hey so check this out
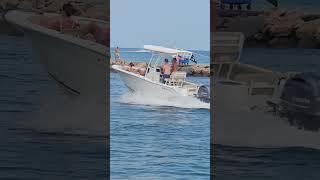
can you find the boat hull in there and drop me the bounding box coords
[26,29,107,96]
[112,65,199,101]
[5,10,108,97]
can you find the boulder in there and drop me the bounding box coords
[191,65,203,75]
[41,0,61,13]
[82,6,105,19]
[201,67,210,76]
[296,19,320,47]
[1,0,19,10]
[17,0,33,10]
[263,9,304,37]
[223,16,265,38]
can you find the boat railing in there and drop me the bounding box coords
[165,71,187,87]
[211,31,245,79]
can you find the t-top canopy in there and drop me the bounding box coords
[144,45,192,55]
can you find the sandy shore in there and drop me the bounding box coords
[217,8,320,48]
[110,60,211,76]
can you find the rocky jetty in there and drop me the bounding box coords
[110,60,210,77]
[0,0,108,19]
[0,0,108,35]
[218,8,320,48]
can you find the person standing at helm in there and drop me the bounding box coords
[171,57,178,73]
[162,58,171,83]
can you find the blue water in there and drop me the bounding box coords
[0,35,107,179]
[3,34,320,179]
[110,49,210,179]
[216,48,320,179]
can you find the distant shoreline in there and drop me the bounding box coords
[110,60,210,77]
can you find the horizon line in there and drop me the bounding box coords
[110,46,210,51]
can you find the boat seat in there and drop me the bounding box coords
[165,71,187,87]
[183,84,198,93]
[249,81,276,95]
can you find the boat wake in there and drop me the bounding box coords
[119,91,210,109]
[215,104,320,150]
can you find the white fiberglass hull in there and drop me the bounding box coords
[5,10,108,97]
[112,65,198,100]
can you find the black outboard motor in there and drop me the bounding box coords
[279,72,320,131]
[196,85,210,103]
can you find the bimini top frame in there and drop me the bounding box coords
[143,45,193,77]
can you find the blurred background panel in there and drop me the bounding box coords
[0,0,110,179]
[212,0,320,179]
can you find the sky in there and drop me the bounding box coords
[110,0,210,51]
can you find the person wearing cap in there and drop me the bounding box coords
[162,58,171,83]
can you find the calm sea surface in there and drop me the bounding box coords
[0,35,107,179]
[3,37,320,179]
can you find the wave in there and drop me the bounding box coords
[214,102,320,150]
[119,91,210,109]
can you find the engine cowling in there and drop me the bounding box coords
[279,72,320,131]
[196,85,210,103]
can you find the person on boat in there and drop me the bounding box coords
[171,57,178,73]
[39,2,79,32]
[128,62,135,71]
[162,58,171,83]
[38,2,108,46]
[127,62,138,74]
[60,3,80,29]
[115,47,121,61]
[80,22,109,46]
[176,55,183,65]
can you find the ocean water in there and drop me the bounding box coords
[0,35,107,179]
[216,48,320,179]
[110,49,210,179]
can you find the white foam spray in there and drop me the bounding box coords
[214,102,320,150]
[119,91,210,109]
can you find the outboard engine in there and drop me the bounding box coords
[278,72,320,131]
[196,85,210,103]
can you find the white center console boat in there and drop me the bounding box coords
[112,45,210,104]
